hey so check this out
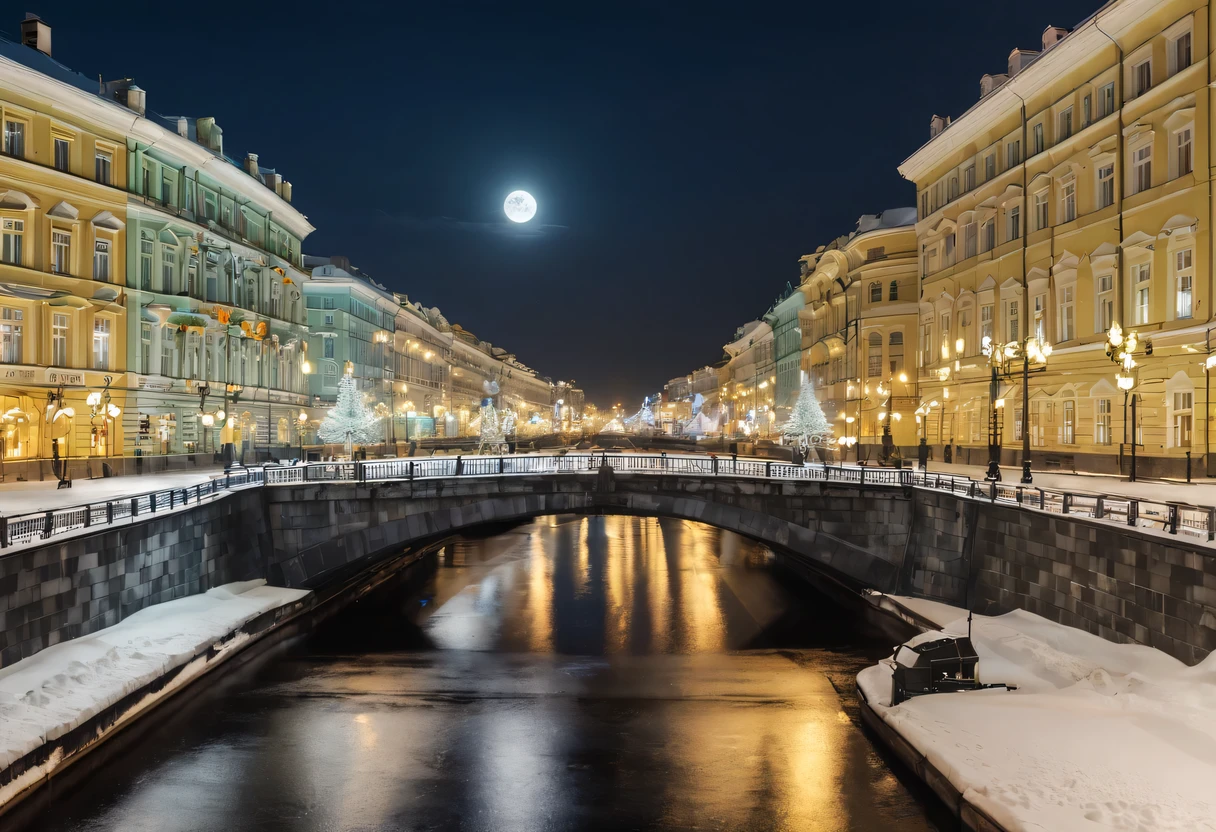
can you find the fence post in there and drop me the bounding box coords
[1039,489,1046,510]
[1207,507,1215,542]
[1094,497,1104,520]
[498,457,503,475]
[1128,500,1138,527]
[170,489,176,509]
[409,461,415,481]
[1062,494,1071,515]
[107,501,114,523]
[1015,487,1023,504]
[1168,504,1179,535]
[859,467,866,486]
[990,481,997,502]
[150,492,157,513]
[765,461,772,478]
[43,511,54,539]
[84,504,92,527]
[131,497,139,517]
[0,516,7,548]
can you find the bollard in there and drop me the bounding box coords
[1186,451,1193,483]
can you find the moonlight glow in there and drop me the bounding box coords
[504,190,537,223]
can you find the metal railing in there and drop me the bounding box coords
[6,454,1214,549]
[0,467,264,549]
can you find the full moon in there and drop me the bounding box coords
[504,190,537,223]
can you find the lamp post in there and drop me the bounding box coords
[979,333,1051,484]
[914,400,939,470]
[44,384,74,487]
[1106,322,1151,482]
[297,410,308,460]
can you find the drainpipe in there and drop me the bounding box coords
[1004,84,1031,481]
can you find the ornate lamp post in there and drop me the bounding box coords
[979,333,1051,484]
[1106,322,1151,482]
[914,399,939,470]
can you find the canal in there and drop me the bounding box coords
[15,515,943,831]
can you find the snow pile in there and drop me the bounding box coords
[859,602,1216,831]
[0,581,309,778]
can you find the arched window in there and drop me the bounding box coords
[889,332,905,375]
[867,332,883,376]
[889,280,899,301]
[869,282,882,303]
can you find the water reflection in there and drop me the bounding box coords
[16,515,940,832]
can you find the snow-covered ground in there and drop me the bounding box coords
[859,596,1216,832]
[0,469,225,514]
[0,580,310,805]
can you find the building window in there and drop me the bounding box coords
[939,313,951,360]
[161,172,174,205]
[1134,262,1151,324]
[889,280,899,301]
[1060,179,1076,222]
[3,121,25,158]
[1033,294,1046,342]
[869,282,882,303]
[322,296,336,310]
[1132,60,1152,97]
[889,332,904,374]
[960,308,973,355]
[963,222,977,258]
[1007,205,1020,242]
[867,332,882,377]
[981,219,995,252]
[51,230,71,275]
[1082,94,1092,127]
[203,192,217,221]
[270,281,282,318]
[1032,123,1044,155]
[1097,274,1114,331]
[91,239,110,282]
[1175,249,1194,319]
[1171,31,1192,76]
[140,322,151,372]
[963,164,975,191]
[984,153,995,180]
[1062,400,1075,444]
[1097,164,1115,208]
[1176,128,1193,178]
[323,312,335,326]
[53,137,70,172]
[52,313,68,366]
[1033,191,1049,230]
[205,252,219,301]
[948,176,959,202]
[1006,300,1019,343]
[980,304,993,342]
[95,150,112,185]
[140,233,154,290]
[1095,398,1112,445]
[1058,107,1073,141]
[1098,85,1116,121]
[1058,286,1074,341]
[1007,140,1020,168]
[162,247,176,293]
[1173,391,1193,447]
[92,317,111,369]
[161,333,175,376]
[1,218,24,265]
[0,307,23,363]
[920,321,933,367]
[1014,406,1024,442]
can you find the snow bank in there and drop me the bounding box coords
[859,599,1216,831]
[0,581,310,777]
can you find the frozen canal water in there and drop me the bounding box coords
[15,515,943,831]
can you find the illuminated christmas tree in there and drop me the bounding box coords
[782,381,832,449]
[318,371,379,456]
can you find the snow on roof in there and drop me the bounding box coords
[856,207,917,234]
[0,33,100,98]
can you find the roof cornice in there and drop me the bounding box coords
[0,53,314,240]
[899,0,1156,184]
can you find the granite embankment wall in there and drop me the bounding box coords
[0,490,270,668]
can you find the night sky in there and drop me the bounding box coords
[20,0,1099,407]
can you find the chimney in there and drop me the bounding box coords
[195,118,223,154]
[20,14,51,57]
[929,114,951,138]
[282,181,292,203]
[1042,26,1070,50]
[125,85,145,116]
[1008,48,1040,76]
[263,172,282,194]
[980,73,1009,98]
[245,152,259,176]
[176,117,188,138]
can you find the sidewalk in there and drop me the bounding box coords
[0,469,228,515]
[926,460,1216,507]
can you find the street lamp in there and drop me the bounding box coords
[980,332,1051,484]
[1106,322,1151,482]
[914,400,939,470]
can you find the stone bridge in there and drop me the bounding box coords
[265,468,914,595]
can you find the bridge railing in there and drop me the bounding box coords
[9,454,1214,548]
[0,467,265,550]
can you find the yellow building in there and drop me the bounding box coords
[902,0,1212,477]
[800,210,920,460]
[1,19,129,480]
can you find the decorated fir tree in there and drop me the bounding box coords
[318,371,379,456]
[782,381,832,449]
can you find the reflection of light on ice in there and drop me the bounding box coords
[425,573,506,651]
